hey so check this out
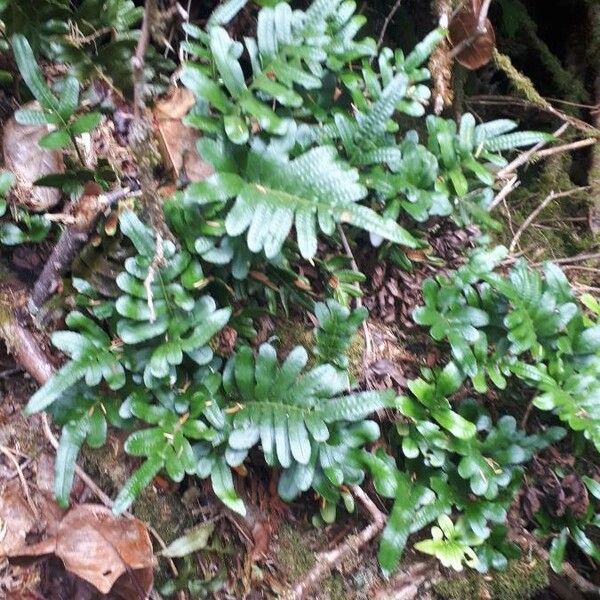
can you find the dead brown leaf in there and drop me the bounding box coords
[448,3,496,70]
[3,102,64,212]
[0,482,37,557]
[154,87,213,183]
[8,504,153,598]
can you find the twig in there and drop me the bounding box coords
[468,93,596,135]
[144,233,164,322]
[336,224,373,364]
[561,265,600,275]
[490,175,519,211]
[534,137,598,159]
[132,0,154,117]
[496,123,569,180]
[448,0,492,59]
[0,444,38,518]
[375,0,403,54]
[508,188,589,254]
[287,486,385,600]
[28,187,137,314]
[531,251,600,267]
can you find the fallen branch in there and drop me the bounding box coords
[28,186,136,314]
[287,485,386,600]
[0,276,56,383]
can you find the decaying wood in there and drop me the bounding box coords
[28,185,136,314]
[287,486,386,600]
[0,272,56,383]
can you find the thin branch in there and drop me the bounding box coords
[531,251,600,267]
[508,188,589,254]
[0,444,38,518]
[288,485,386,600]
[468,94,597,135]
[490,175,519,210]
[132,0,154,117]
[336,224,372,363]
[496,123,569,180]
[534,137,598,159]
[375,0,403,54]
[28,187,137,314]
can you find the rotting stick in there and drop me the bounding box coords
[0,278,55,383]
[287,485,386,600]
[28,186,137,314]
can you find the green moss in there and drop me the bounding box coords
[274,318,315,363]
[275,525,317,582]
[347,332,365,381]
[326,573,346,600]
[274,524,358,599]
[433,559,549,600]
[274,317,365,379]
[495,153,593,262]
[493,50,549,109]
[81,444,194,544]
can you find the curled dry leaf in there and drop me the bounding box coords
[0,483,38,557]
[448,2,496,70]
[2,101,64,212]
[154,87,213,183]
[8,503,153,598]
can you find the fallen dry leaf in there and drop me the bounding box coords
[3,101,64,212]
[9,503,153,598]
[154,87,196,120]
[448,2,496,70]
[0,482,37,557]
[154,87,213,183]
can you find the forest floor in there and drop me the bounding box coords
[1,0,600,599]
